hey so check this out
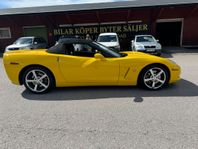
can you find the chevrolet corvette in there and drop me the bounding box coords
[3,39,181,94]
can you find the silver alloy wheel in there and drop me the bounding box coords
[25,69,50,93]
[143,67,166,90]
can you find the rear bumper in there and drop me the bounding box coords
[3,63,21,85]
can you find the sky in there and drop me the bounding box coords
[0,0,128,9]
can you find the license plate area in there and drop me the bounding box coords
[146,49,155,52]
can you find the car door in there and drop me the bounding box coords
[58,43,120,85]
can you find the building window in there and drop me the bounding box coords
[0,28,11,39]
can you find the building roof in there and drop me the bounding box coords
[0,0,198,16]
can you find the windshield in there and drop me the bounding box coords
[136,36,155,42]
[15,38,33,45]
[98,35,117,42]
[93,42,122,58]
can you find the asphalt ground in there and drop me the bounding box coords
[0,52,198,149]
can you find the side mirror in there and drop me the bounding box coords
[34,42,38,45]
[94,53,105,60]
[131,40,134,43]
[156,39,159,42]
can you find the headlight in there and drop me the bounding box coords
[114,45,120,49]
[135,45,145,50]
[168,59,177,64]
[156,44,162,50]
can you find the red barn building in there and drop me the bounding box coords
[0,0,198,51]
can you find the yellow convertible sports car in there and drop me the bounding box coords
[3,39,181,94]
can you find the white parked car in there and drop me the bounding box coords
[131,35,162,56]
[5,36,47,52]
[97,33,120,52]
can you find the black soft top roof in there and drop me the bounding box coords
[47,38,93,54]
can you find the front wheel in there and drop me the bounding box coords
[23,66,54,94]
[139,65,169,90]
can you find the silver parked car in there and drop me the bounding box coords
[97,33,120,52]
[5,36,47,52]
[131,35,162,56]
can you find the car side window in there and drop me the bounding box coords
[63,43,75,55]
[34,38,39,43]
[64,43,97,57]
[34,37,46,44]
[38,38,46,43]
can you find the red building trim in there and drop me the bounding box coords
[0,4,198,51]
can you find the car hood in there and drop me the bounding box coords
[6,44,31,49]
[122,51,162,59]
[98,42,119,47]
[136,42,157,46]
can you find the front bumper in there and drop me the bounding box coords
[137,49,161,55]
[169,65,181,84]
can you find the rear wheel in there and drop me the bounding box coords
[139,65,169,90]
[23,66,54,94]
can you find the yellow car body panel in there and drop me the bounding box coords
[3,49,181,87]
[3,50,65,86]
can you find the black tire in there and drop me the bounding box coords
[138,64,169,90]
[22,66,55,94]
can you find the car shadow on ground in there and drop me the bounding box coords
[161,52,173,58]
[22,79,198,102]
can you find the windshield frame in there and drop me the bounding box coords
[91,41,122,58]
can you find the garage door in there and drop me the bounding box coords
[23,26,48,42]
[156,21,182,46]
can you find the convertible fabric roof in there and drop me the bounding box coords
[0,0,198,15]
